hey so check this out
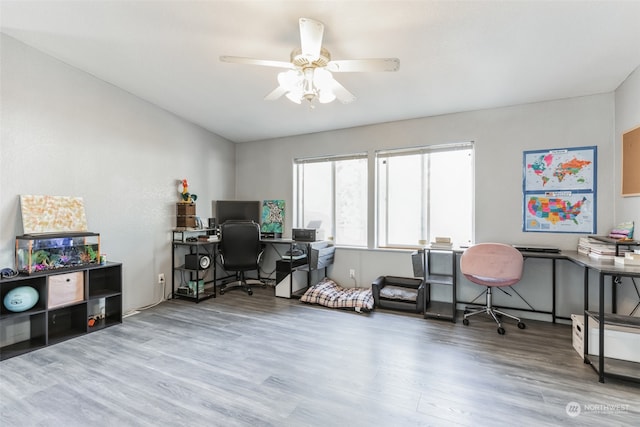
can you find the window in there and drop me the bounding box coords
[294,154,368,246]
[376,142,474,248]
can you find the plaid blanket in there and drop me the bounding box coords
[300,278,374,311]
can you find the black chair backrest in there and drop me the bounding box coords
[219,221,261,271]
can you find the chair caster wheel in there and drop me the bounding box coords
[497,327,506,335]
[517,322,526,329]
[248,290,253,296]
[463,318,470,326]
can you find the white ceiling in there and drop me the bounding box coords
[2,1,640,143]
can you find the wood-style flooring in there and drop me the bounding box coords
[1,287,638,427]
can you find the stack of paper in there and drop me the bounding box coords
[578,237,617,262]
[577,236,596,255]
[588,245,617,262]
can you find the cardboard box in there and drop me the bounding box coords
[48,271,84,309]
[571,313,640,363]
[176,203,196,215]
[176,216,196,228]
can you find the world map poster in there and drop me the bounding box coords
[523,146,597,233]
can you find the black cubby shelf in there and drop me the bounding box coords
[0,262,122,361]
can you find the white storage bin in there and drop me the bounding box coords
[48,271,84,309]
[571,313,640,363]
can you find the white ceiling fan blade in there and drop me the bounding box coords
[299,18,324,61]
[264,85,289,101]
[327,58,400,73]
[220,56,294,69]
[329,78,356,104]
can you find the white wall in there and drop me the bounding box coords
[236,93,617,320]
[614,65,640,315]
[0,35,236,312]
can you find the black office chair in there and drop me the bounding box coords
[218,221,263,296]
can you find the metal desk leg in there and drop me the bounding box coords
[598,272,605,383]
[630,278,640,316]
[612,276,618,314]
[583,266,589,364]
[552,258,557,323]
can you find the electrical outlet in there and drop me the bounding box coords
[349,269,355,279]
[158,273,165,284]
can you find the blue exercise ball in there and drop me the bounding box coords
[3,286,39,312]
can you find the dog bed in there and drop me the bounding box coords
[300,278,374,312]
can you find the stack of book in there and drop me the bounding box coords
[429,236,453,250]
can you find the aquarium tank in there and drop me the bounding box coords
[16,232,101,275]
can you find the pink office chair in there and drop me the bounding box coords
[460,243,526,335]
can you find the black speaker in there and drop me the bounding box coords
[208,218,217,235]
[185,254,211,270]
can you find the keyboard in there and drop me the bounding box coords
[513,244,560,254]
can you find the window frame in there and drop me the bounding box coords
[293,152,369,247]
[375,142,475,249]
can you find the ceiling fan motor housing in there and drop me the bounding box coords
[291,47,331,68]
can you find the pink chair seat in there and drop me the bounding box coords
[461,243,523,287]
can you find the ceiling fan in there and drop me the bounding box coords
[220,18,400,106]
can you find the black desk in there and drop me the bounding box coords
[429,248,567,323]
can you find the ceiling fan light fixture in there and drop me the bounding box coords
[277,67,338,105]
[277,70,301,91]
[278,70,305,103]
[312,68,337,104]
[318,90,336,104]
[313,68,333,88]
[302,68,315,96]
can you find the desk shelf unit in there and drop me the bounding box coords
[0,262,122,361]
[422,248,457,322]
[590,236,640,257]
[171,229,217,302]
[583,311,640,384]
[574,250,640,383]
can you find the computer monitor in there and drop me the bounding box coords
[215,200,261,225]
